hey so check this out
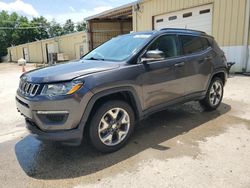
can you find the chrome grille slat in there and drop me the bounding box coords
[19,79,40,96]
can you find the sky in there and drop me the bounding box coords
[0,0,135,23]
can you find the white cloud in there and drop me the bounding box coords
[45,6,113,24]
[69,6,75,12]
[0,0,39,17]
[93,6,113,13]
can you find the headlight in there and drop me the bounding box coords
[41,81,83,96]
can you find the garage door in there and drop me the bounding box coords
[154,4,213,34]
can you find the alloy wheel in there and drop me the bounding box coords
[209,81,223,106]
[98,108,130,146]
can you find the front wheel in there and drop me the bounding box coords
[200,77,224,111]
[89,100,135,153]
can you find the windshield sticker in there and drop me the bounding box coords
[133,35,151,39]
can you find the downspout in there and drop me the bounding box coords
[41,41,44,64]
[86,21,93,51]
[243,0,250,72]
[133,4,138,32]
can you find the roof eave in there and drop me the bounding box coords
[85,1,136,21]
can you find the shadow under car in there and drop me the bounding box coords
[15,101,231,179]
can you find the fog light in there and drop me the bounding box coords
[36,111,69,124]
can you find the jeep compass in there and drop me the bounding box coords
[16,28,228,152]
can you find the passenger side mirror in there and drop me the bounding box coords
[141,50,165,63]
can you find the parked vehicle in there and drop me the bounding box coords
[16,28,228,152]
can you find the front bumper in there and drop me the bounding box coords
[16,88,93,144]
[26,119,83,145]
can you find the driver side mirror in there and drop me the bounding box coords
[141,50,165,63]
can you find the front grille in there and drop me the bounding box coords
[19,79,40,96]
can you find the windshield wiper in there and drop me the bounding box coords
[85,57,105,61]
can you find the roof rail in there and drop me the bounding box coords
[160,28,206,34]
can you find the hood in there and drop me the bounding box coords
[22,60,120,83]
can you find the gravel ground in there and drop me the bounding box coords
[0,62,250,188]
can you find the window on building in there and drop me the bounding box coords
[156,19,164,23]
[183,12,192,18]
[180,35,204,55]
[148,35,180,58]
[169,16,177,21]
[200,9,211,15]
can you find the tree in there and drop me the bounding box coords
[63,19,75,34]
[48,19,63,37]
[0,11,80,58]
[0,11,19,57]
[31,16,50,40]
[76,21,86,31]
[0,11,50,57]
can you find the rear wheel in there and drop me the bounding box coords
[89,100,135,153]
[200,77,224,111]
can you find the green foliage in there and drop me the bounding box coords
[76,21,87,32]
[48,19,64,37]
[63,19,75,34]
[0,11,87,57]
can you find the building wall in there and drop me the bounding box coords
[7,31,88,63]
[248,29,250,72]
[57,31,88,59]
[90,20,132,49]
[28,42,44,62]
[133,0,249,72]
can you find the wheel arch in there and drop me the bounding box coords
[206,69,228,91]
[212,71,227,85]
[79,87,143,133]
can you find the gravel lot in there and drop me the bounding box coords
[0,62,250,188]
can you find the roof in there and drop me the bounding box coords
[158,28,213,38]
[121,29,211,39]
[159,28,206,34]
[7,31,86,49]
[85,2,135,21]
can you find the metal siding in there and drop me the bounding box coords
[8,47,18,62]
[28,42,43,63]
[7,32,88,63]
[249,29,250,44]
[136,0,246,46]
[91,21,132,49]
[58,32,87,60]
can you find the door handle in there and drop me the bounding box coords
[174,62,185,67]
[204,56,212,61]
[199,56,212,64]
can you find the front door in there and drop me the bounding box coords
[141,34,186,110]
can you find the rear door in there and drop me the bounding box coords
[179,35,213,95]
[141,34,186,110]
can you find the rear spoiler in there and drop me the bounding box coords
[227,62,235,73]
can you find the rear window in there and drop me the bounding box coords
[180,35,204,55]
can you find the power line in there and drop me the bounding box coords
[0,20,43,24]
[0,26,46,30]
[0,20,85,25]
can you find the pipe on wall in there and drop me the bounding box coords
[243,0,250,72]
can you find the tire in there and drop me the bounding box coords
[89,100,135,153]
[200,77,224,111]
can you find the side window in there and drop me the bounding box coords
[180,35,203,55]
[201,37,210,50]
[148,35,180,58]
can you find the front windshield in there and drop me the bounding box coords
[83,34,152,62]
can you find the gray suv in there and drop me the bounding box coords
[16,28,228,152]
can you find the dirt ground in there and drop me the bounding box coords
[0,62,250,188]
